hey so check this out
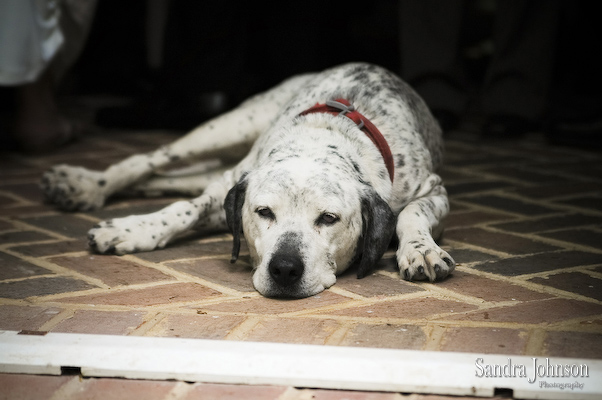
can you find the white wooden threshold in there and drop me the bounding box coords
[1,330,600,399]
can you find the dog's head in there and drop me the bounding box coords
[225,130,396,298]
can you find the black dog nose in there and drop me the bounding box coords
[269,255,304,286]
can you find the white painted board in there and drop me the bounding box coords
[1,330,599,399]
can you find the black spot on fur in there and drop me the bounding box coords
[395,154,405,168]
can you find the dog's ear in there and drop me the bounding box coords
[224,176,248,263]
[356,188,396,278]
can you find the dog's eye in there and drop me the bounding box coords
[317,212,339,225]
[256,207,275,220]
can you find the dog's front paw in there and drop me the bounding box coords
[41,165,108,211]
[397,238,455,281]
[87,216,168,255]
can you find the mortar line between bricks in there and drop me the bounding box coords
[451,187,519,200]
[269,311,602,334]
[0,298,30,306]
[452,172,547,188]
[193,253,251,263]
[582,269,602,280]
[141,313,179,337]
[224,316,263,341]
[72,213,102,224]
[15,301,602,333]
[521,190,602,203]
[323,321,354,346]
[443,239,513,259]
[16,297,232,314]
[30,294,250,313]
[454,265,602,304]
[277,387,315,400]
[327,285,367,300]
[207,312,430,326]
[282,293,506,321]
[478,225,602,254]
[452,190,570,213]
[510,271,602,305]
[130,311,167,336]
[460,202,582,223]
[443,206,525,225]
[426,318,588,332]
[162,381,195,400]
[525,167,602,185]
[48,375,83,400]
[515,284,602,306]
[496,191,602,217]
[40,251,90,259]
[403,282,490,307]
[0,248,110,289]
[1,274,63,286]
[547,317,602,333]
[0,191,36,205]
[8,218,75,241]
[376,268,469,295]
[154,253,251,264]
[279,291,430,318]
[423,323,446,351]
[0,226,21,235]
[512,264,602,282]
[1,239,69,252]
[137,294,258,311]
[37,308,76,331]
[518,234,602,255]
[121,254,248,297]
[37,294,246,311]
[524,328,547,356]
[18,278,199,301]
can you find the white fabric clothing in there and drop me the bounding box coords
[0,0,96,85]
[0,0,63,84]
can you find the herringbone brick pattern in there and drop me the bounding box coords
[1,128,601,399]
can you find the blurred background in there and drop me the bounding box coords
[1,0,601,151]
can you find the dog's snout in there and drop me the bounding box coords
[269,255,304,286]
[268,231,305,287]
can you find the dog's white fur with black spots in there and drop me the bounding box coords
[42,63,455,298]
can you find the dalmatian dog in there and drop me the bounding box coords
[41,63,455,298]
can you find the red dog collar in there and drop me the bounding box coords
[299,99,394,182]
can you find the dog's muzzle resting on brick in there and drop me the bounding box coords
[41,63,455,298]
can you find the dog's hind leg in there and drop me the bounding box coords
[42,74,314,211]
[88,170,237,255]
[127,163,231,198]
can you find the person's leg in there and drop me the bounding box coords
[0,0,96,152]
[399,0,467,130]
[13,65,78,152]
[482,0,561,137]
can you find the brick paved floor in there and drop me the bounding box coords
[1,126,601,399]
